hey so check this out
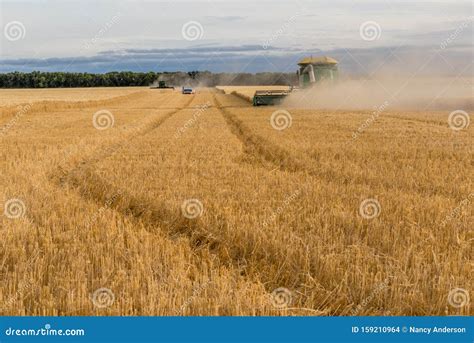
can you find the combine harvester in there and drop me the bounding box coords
[252,56,339,106]
[150,81,175,89]
[253,89,292,106]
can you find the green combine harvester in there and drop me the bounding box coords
[253,89,291,106]
[252,56,338,106]
[150,80,175,89]
[297,56,338,87]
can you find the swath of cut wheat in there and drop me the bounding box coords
[0,85,472,316]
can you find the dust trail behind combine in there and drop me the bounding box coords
[283,76,473,111]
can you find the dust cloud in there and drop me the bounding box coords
[283,76,473,111]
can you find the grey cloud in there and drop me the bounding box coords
[0,44,471,76]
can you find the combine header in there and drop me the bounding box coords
[253,89,291,106]
[251,56,338,106]
[150,81,175,89]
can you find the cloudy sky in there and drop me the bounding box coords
[0,0,472,74]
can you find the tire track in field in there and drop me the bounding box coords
[213,93,308,173]
[57,136,307,298]
[53,91,312,300]
[61,166,222,252]
[53,94,196,181]
[51,92,221,250]
[17,93,193,230]
[214,93,463,198]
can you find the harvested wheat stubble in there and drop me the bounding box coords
[0,87,472,316]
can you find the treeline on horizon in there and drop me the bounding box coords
[0,71,297,88]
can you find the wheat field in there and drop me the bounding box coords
[0,87,472,316]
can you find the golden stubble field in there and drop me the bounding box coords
[0,86,472,316]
